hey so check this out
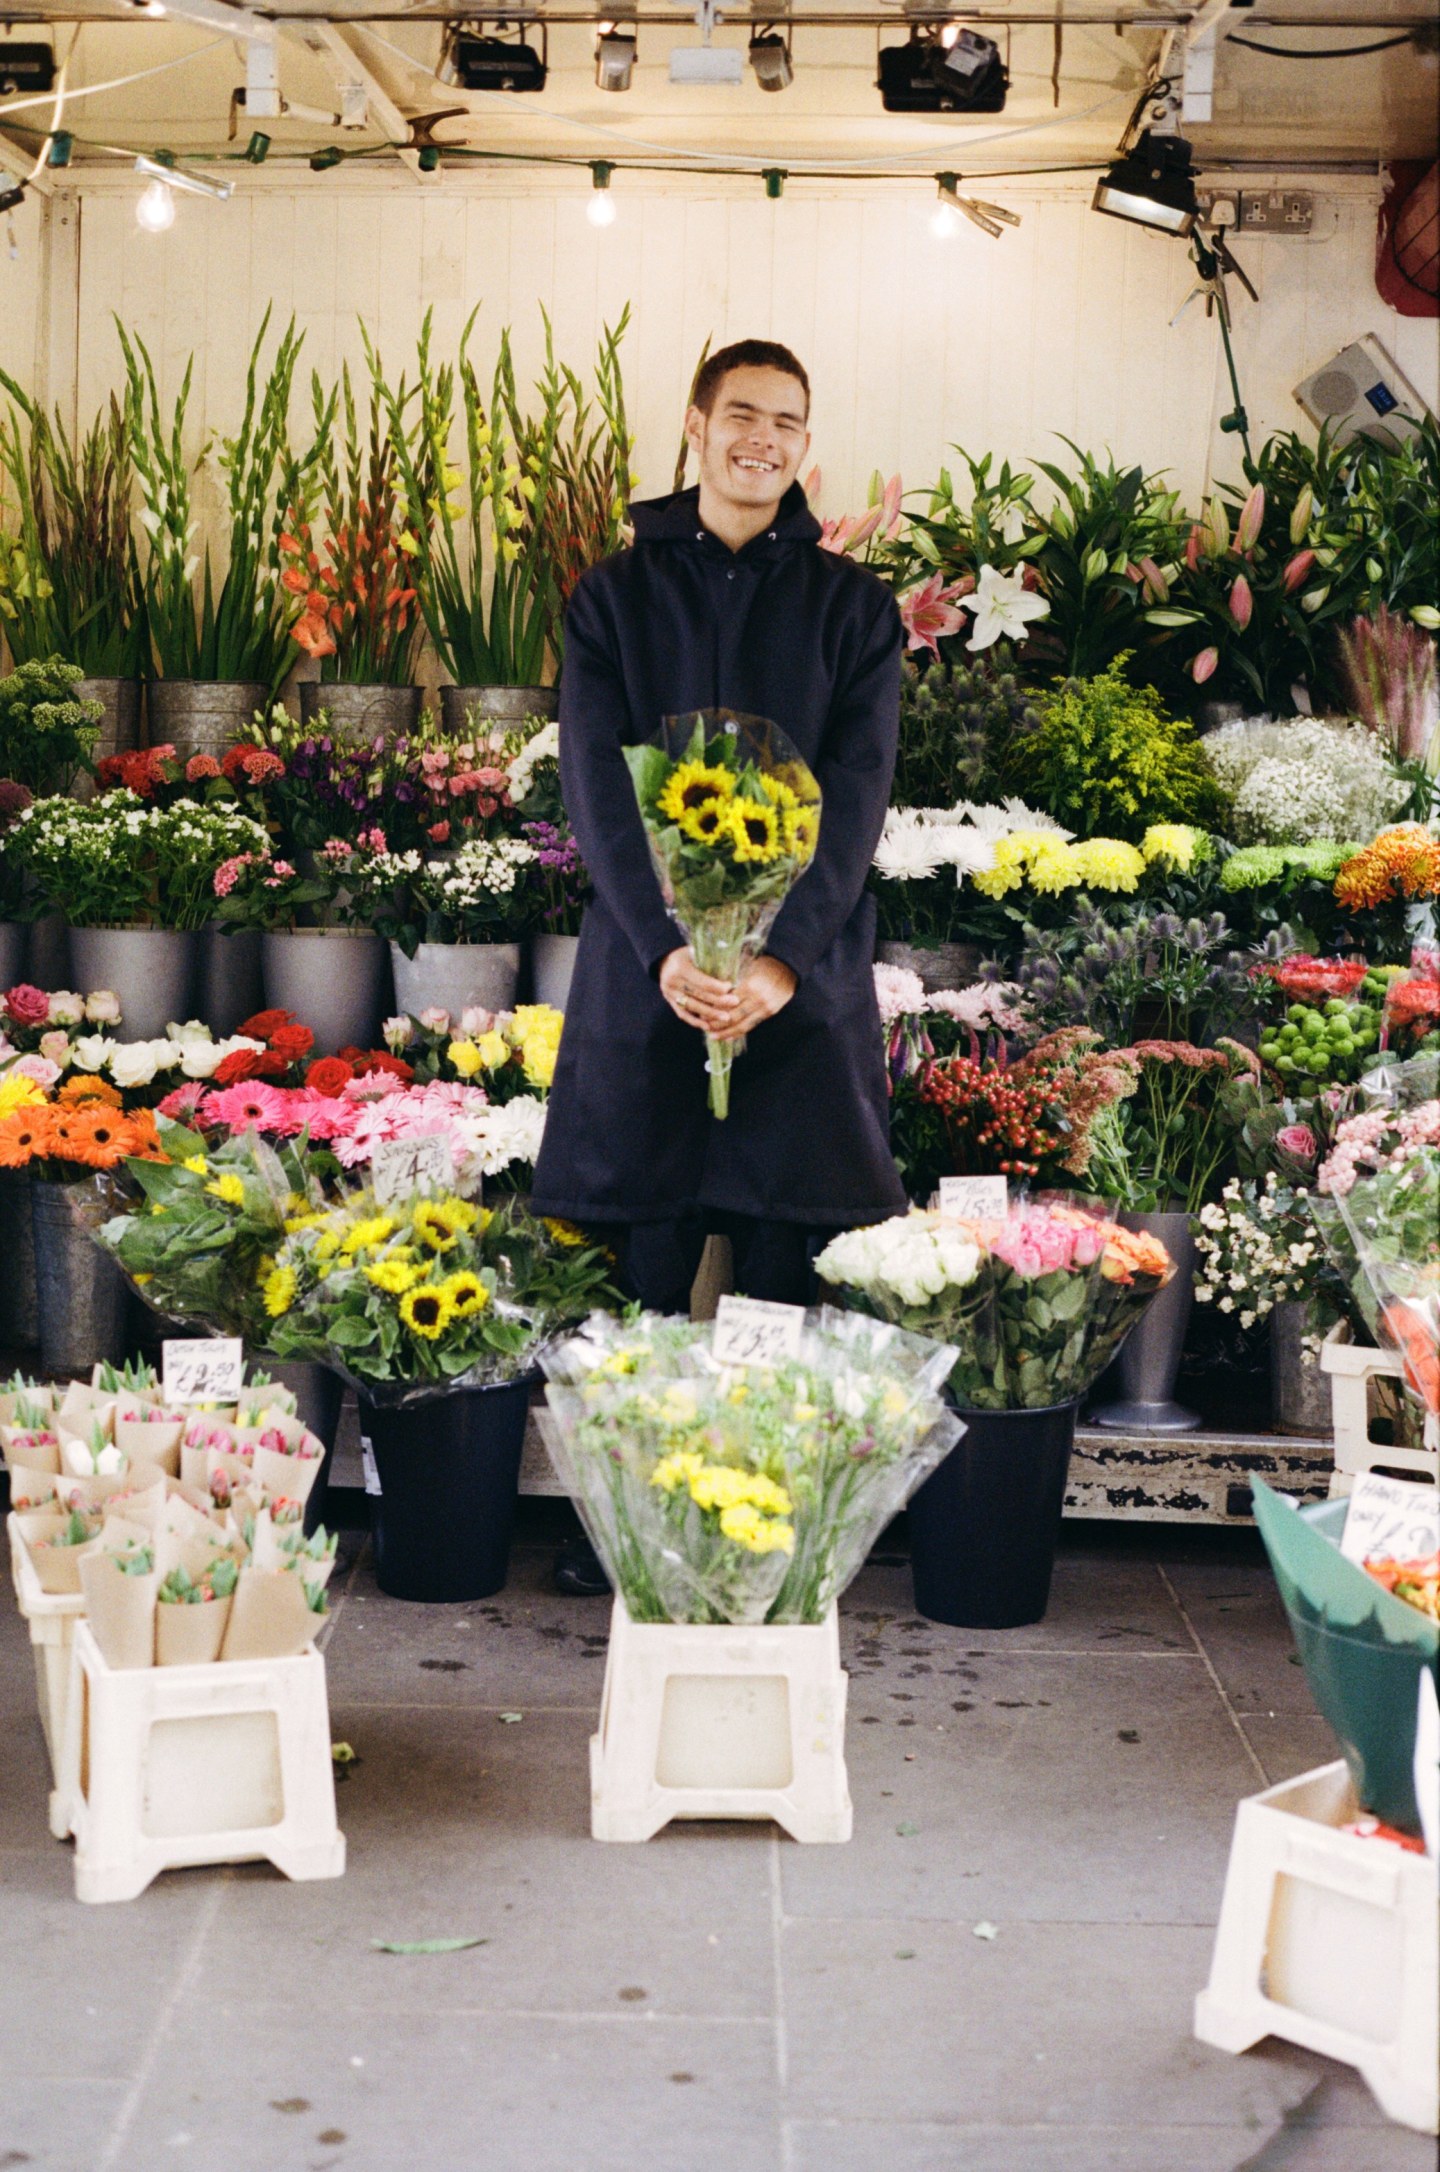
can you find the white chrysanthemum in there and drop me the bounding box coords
[873,962,926,1024]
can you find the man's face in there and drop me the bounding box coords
[685,366,811,514]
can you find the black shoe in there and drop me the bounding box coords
[554,1532,611,1598]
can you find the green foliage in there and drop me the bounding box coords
[1001,657,1226,841]
[890,648,1037,810]
[0,655,102,794]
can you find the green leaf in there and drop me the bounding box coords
[371,1936,490,1955]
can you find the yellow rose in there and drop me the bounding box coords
[447,1038,484,1079]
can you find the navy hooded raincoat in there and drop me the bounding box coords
[529,480,907,1229]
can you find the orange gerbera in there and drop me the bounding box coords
[57,1075,124,1109]
[0,1107,57,1168]
[53,1106,140,1169]
[126,1107,165,1159]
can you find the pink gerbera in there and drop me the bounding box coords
[158,1080,211,1124]
[202,1080,293,1133]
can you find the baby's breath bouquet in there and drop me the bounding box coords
[537,1309,960,1623]
[625,710,820,1118]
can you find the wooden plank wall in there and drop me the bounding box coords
[10,176,1438,531]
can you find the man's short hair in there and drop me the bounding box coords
[691,340,810,420]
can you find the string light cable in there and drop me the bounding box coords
[0,35,228,116]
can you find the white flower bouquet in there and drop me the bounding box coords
[537,1309,961,1624]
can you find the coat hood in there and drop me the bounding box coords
[630,482,821,547]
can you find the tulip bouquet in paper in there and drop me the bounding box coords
[625,710,820,1119]
[815,1199,1173,1411]
[537,1308,961,1624]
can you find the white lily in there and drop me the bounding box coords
[962,564,1051,652]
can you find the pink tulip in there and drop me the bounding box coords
[1191,647,1219,685]
[1235,482,1265,554]
[1282,549,1316,593]
[1229,574,1254,630]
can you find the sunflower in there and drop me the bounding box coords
[726,796,783,863]
[759,773,800,811]
[412,1197,478,1252]
[656,758,737,825]
[677,798,728,847]
[437,1270,489,1318]
[340,1212,398,1257]
[542,1216,587,1249]
[57,1075,124,1109]
[398,1282,455,1339]
[784,805,819,861]
[364,1256,423,1296]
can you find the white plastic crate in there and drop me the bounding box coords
[1195,1760,1439,2134]
[589,1598,852,1844]
[7,1510,84,1796]
[55,1621,346,1903]
[1320,1322,1438,1496]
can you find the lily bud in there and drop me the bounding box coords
[1191,647,1219,685]
[1228,574,1254,630]
[1235,483,1265,554]
[1282,550,1316,593]
[1288,486,1313,545]
[1138,556,1169,604]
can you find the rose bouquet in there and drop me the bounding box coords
[817,1200,1172,1411]
[625,710,820,1118]
[261,1189,617,1398]
[537,1309,961,1624]
[385,1002,562,1096]
[0,983,122,1061]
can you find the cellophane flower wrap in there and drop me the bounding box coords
[1332,1148,1440,1422]
[624,710,821,1119]
[816,1200,1172,1411]
[261,1188,619,1406]
[537,1308,960,1624]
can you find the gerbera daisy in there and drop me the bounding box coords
[56,1107,139,1169]
[57,1074,124,1109]
[0,1108,53,1167]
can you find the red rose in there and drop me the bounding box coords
[348,1050,413,1083]
[304,1056,354,1098]
[213,1048,265,1085]
[270,1022,316,1063]
[237,1008,295,1040]
[4,982,51,1027]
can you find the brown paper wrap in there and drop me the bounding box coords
[56,1385,118,1433]
[0,1384,54,1426]
[113,1415,184,1476]
[53,1464,167,1522]
[0,1424,61,1471]
[251,1435,323,1507]
[5,1457,60,1509]
[15,1509,101,1595]
[154,1592,233,1666]
[80,1551,159,1669]
[220,1566,323,1661]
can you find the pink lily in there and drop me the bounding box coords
[1229,574,1254,630]
[1235,482,1266,554]
[816,473,904,557]
[1282,549,1316,593]
[898,572,974,657]
[1185,523,1204,572]
[1137,556,1169,605]
[1191,646,1220,685]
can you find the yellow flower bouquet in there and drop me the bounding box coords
[625,709,821,1118]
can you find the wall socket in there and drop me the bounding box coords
[1197,189,1313,235]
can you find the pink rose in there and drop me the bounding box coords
[12,1053,60,1088]
[1275,1123,1318,1165]
[4,983,51,1027]
[418,1007,451,1034]
[458,1006,494,1037]
[38,1030,71,1066]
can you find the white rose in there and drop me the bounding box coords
[71,1035,116,1074]
[108,1042,161,1090]
[45,991,85,1026]
[84,990,122,1024]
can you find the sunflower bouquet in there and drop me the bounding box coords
[537,1308,960,1623]
[625,710,821,1118]
[261,1188,619,1401]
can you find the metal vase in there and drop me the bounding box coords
[194,923,265,1037]
[1090,1209,1202,1434]
[67,926,199,1041]
[25,913,69,990]
[261,928,389,1055]
[146,680,268,761]
[71,679,141,802]
[1270,1301,1334,1437]
[874,939,983,995]
[0,921,25,988]
[440,685,558,737]
[298,682,422,744]
[0,1172,38,1348]
[31,1177,129,1375]
[389,941,521,1022]
[529,932,578,1012]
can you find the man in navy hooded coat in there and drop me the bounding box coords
[531,338,907,1317]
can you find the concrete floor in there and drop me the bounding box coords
[1,1508,1430,2172]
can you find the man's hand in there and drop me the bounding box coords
[708,955,797,1044]
[659,947,740,1035]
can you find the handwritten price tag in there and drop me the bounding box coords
[938,1176,1009,1219]
[162,1337,244,1407]
[1340,1472,1440,1568]
[371,1134,454,1207]
[712,1295,805,1368]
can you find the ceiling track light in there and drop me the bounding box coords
[1093,128,1201,236]
[595,20,637,92]
[749,29,793,93]
[134,152,234,204]
[932,170,1021,242]
[441,22,549,94]
[587,160,616,227]
[878,25,1008,116]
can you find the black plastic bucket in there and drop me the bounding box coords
[362,1375,534,1602]
[908,1399,1079,1629]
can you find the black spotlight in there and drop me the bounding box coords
[443,29,548,93]
[1093,130,1200,237]
[878,27,1007,115]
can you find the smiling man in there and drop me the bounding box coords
[533,340,906,1526]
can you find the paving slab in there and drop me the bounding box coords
[1234,1714,1344,1790]
[841,1552,1189,1659]
[1162,1560,1311,1716]
[0,2077,129,2172]
[784,2117,1413,2172]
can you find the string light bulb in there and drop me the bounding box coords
[587,161,616,227]
[136,178,176,232]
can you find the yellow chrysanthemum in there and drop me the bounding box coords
[398,1283,455,1339]
[1070,838,1146,894]
[284,1209,329,1235]
[262,1266,296,1318]
[677,797,728,846]
[364,1257,423,1296]
[436,1270,488,1318]
[182,1154,209,1176]
[784,805,820,861]
[718,1502,795,1555]
[341,1213,397,1257]
[650,1449,705,1493]
[314,1228,341,1261]
[970,833,1028,899]
[0,1075,45,1119]
[542,1216,587,1249]
[206,1173,246,1207]
[1141,823,1202,871]
[657,758,737,825]
[726,796,783,864]
[1025,840,1082,895]
[447,1038,484,1079]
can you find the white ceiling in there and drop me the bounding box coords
[7,3,1440,177]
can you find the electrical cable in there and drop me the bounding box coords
[0,38,228,118]
[1226,34,1415,61]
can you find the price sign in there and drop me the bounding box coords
[938,1176,1009,1220]
[360,1437,383,1499]
[712,1295,805,1368]
[371,1134,453,1207]
[162,1336,244,1407]
[1340,1472,1440,1568]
